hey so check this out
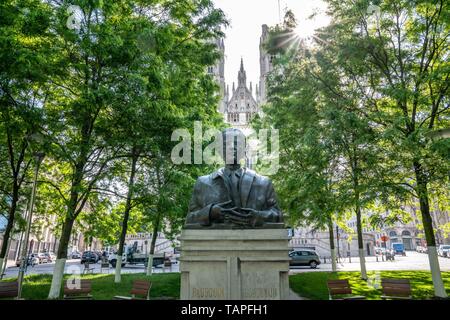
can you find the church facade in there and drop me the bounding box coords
[209,25,273,132]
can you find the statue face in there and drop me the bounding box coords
[222,129,246,165]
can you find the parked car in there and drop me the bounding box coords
[71,251,81,259]
[43,252,56,263]
[289,250,321,269]
[36,252,48,264]
[15,254,40,267]
[438,245,450,257]
[81,251,99,264]
[446,249,450,258]
[417,245,428,253]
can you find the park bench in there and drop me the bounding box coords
[0,281,19,300]
[83,262,95,274]
[381,279,412,300]
[163,260,172,272]
[327,279,366,300]
[100,262,110,273]
[63,279,92,300]
[114,280,152,300]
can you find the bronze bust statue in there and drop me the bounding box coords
[185,128,283,229]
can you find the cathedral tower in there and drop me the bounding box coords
[258,24,274,105]
[208,38,228,114]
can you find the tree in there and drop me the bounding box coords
[259,9,410,280]
[0,0,55,274]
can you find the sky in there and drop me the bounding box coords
[212,0,330,92]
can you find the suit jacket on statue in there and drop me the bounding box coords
[185,167,283,228]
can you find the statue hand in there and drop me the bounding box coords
[240,208,265,227]
[210,200,233,221]
[222,208,251,226]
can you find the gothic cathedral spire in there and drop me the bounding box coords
[238,57,247,87]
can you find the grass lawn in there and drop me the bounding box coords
[290,271,450,300]
[3,273,180,300]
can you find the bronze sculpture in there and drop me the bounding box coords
[185,128,283,229]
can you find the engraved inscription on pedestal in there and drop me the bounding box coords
[192,288,225,299]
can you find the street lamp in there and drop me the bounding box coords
[17,151,45,299]
[336,225,340,263]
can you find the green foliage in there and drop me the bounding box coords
[0,0,228,263]
[258,0,449,251]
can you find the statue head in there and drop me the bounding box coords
[222,128,246,166]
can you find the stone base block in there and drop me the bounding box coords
[179,229,290,300]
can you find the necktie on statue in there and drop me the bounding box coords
[230,170,241,208]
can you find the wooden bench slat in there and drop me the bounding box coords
[131,284,150,289]
[131,289,149,295]
[0,282,19,287]
[0,281,19,299]
[382,279,409,284]
[382,286,411,291]
[0,292,19,297]
[329,288,352,295]
[382,284,410,288]
[0,289,19,293]
[383,289,411,295]
[0,284,19,288]
[327,280,349,284]
[64,288,91,294]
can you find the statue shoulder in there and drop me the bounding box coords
[244,168,273,185]
[195,169,221,186]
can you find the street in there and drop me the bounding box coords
[289,251,450,273]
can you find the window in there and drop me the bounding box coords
[389,231,397,237]
[402,230,411,236]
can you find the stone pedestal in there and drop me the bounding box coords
[179,229,290,300]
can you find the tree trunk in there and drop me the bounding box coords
[115,152,139,283]
[48,217,75,299]
[351,152,367,280]
[0,237,12,278]
[146,212,162,276]
[0,181,19,260]
[355,205,367,280]
[328,218,337,272]
[414,162,447,298]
